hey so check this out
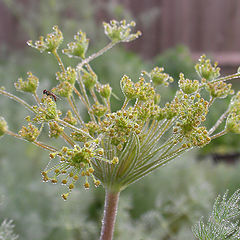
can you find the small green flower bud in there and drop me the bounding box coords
[99,84,112,99]
[63,30,89,59]
[205,81,233,99]
[84,182,90,189]
[52,81,73,97]
[71,131,89,142]
[18,123,40,142]
[103,20,141,43]
[85,121,100,136]
[226,112,240,134]
[150,67,173,86]
[33,97,61,123]
[63,110,77,125]
[178,73,199,94]
[15,72,39,93]
[92,103,107,117]
[111,156,119,164]
[27,25,63,53]
[49,122,64,138]
[82,69,97,89]
[195,55,220,81]
[56,67,76,85]
[120,75,137,100]
[0,117,8,136]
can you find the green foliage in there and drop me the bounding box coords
[154,45,197,81]
[0,220,18,240]
[193,189,240,240]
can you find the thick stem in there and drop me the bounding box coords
[100,190,120,240]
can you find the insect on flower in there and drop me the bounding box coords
[43,89,59,101]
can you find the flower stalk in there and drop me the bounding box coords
[100,190,120,240]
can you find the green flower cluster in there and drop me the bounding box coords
[195,54,220,81]
[42,143,118,199]
[18,123,40,142]
[27,25,63,53]
[1,20,240,200]
[15,72,39,93]
[32,97,62,123]
[103,20,142,43]
[62,30,89,59]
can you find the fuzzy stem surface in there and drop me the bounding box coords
[100,190,120,240]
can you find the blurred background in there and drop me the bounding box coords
[0,0,240,239]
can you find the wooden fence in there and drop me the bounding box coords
[1,0,240,72]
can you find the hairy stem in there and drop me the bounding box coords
[100,190,120,240]
[209,109,229,135]
[53,49,65,72]
[56,118,93,139]
[0,89,35,113]
[77,42,117,71]
[67,96,84,125]
[211,129,227,140]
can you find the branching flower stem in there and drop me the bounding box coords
[210,129,227,140]
[67,96,84,125]
[209,109,229,135]
[61,131,75,147]
[33,92,41,105]
[53,49,65,72]
[0,89,36,113]
[76,72,96,122]
[212,72,240,83]
[77,42,117,71]
[56,118,93,139]
[5,130,57,152]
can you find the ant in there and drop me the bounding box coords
[43,89,58,101]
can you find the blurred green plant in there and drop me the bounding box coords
[193,189,240,240]
[0,220,18,240]
[1,20,240,240]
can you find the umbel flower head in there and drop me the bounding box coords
[1,20,240,200]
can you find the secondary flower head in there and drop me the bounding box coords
[15,72,39,93]
[195,54,220,81]
[103,20,141,43]
[27,25,63,53]
[63,30,89,59]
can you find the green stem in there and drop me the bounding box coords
[0,89,35,113]
[5,130,57,152]
[100,190,120,240]
[53,49,65,72]
[33,92,41,105]
[211,129,227,140]
[212,72,240,83]
[209,109,229,135]
[56,118,93,139]
[67,96,84,126]
[77,42,117,71]
[76,71,96,122]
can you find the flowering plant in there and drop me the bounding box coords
[1,20,240,240]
